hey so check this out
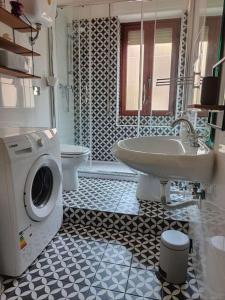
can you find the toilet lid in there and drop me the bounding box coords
[60,144,90,155]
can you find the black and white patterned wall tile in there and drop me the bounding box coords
[1,223,200,300]
[175,11,188,117]
[72,16,208,161]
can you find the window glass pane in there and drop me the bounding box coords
[126,30,143,111]
[193,29,208,104]
[152,28,172,111]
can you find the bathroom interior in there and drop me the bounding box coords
[0,0,225,299]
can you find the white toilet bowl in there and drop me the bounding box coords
[60,144,90,191]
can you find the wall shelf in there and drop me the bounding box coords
[0,7,37,32]
[0,8,41,79]
[0,66,41,79]
[188,104,225,111]
[0,37,40,56]
[188,104,225,131]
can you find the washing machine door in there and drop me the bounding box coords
[24,154,61,222]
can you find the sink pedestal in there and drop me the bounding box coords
[136,174,170,202]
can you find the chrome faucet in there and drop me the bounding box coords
[171,118,199,147]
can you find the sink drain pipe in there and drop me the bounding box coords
[160,180,200,210]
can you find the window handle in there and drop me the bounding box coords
[147,77,152,89]
[143,83,146,105]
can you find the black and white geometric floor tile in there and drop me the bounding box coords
[92,262,130,293]
[63,178,198,222]
[63,178,131,212]
[63,207,189,236]
[1,223,200,300]
[63,178,195,235]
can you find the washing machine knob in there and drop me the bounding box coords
[37,138,44,147]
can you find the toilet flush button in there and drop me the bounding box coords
[37,138,44,147]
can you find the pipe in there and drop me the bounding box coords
[88,8,93,167]
[106,4,111,114]
[137,1,144,137]
[160,180,199,210]
[78,18,83,146]
[48,27,56,128]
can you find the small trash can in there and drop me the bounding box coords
[159,230,190,284]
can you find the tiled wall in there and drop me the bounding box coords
[73,15,208,161]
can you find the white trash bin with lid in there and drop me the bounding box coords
[159,230,190,284]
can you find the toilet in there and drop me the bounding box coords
[60,144,90,191]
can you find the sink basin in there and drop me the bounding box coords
[112,136,214,183]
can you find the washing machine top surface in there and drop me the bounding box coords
[0,127,47,139]
[0,127,58,144]
[60,144,90,155]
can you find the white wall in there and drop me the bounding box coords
[0,1,52,128]
[191,126,225,300]
[191,63,225,300]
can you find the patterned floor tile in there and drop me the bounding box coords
[70,239,107,261]
[92,262,130,293]
[28,239,100,286]
[63,178,128,211]
[124,295,151,300]
[130,235,160,270]
[161,278,200,300]
[1,223,200,300]
[63,178,191,236]
[126,268,163,299]
[115,201,140,215]
[1,274,90,300]
[30,254,100,285]
[124,294,149,300]
[102,243,133,266]
[60,223,113,242]
[87,286,124,299]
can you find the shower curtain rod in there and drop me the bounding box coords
[58,0,151,8]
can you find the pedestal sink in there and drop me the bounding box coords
[112,136,215,201]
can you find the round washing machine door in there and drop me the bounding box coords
[24,155,61,222]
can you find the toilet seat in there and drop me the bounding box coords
[60,144,90,157]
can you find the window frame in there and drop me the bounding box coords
[120,18,181,117]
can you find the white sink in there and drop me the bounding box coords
[112,136,214,183]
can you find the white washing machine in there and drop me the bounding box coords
[0,127,63,277]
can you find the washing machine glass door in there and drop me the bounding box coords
[24,154,61,221]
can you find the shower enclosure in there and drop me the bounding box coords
[54,0,204,176]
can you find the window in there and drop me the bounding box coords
[194,16,221,79]
[193,16,222,105]
[120,19,181,116]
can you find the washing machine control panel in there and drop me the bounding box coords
[30,133,46,148]
[6,136,33,158]
[4,133,47,159]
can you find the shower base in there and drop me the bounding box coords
[79,160,137,181]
